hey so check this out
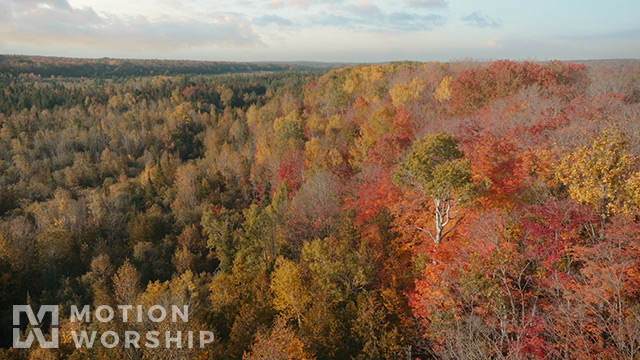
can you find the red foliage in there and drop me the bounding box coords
[518,199,594,271]
[347,168,400,225]
[275,151,305,194]
[353,97,368,108]
[449,60,588,115]
[332,144,354,181]
[469,136,524,206]
[391,107,417,134]
[180,85,196,98]
[367,108,416,168]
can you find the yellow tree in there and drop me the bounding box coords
[270,257,310,327]
[389,77,425,107]
[350,105,394,170]
[433,76,452,102]
[557,128,640,222]
[243,319,315,360]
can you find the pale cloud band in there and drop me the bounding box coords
[0,0,262,53]
[0,0,451,57]
[462,11,502,28]
[0,0,638,62]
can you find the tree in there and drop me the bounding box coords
[553,216,640,359]
[243,318,315,360]
[433,76,452,102]
[112,259,142,304]
[557,128,640,224]
[270,257,310,327]
[202,208,240,273]
[389,77,425,107]
[393,132,475,244]
[288,171,341,245]
[171,163,200,225]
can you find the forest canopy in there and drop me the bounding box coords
[0,55,338,78]
[1,58,640,359]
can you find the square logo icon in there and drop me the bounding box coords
[13,305,59,349]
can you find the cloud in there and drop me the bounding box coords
[347,1,383,19]
[462,11,502,28]
[291,0,308,8]
[5,0,72,10]
[0,0,262,52]
[558,28,640,42]
[388,12,443,31]
[264,0,344,10]
[487,38,502,48]
[404,0,447,9]
[268,0,285,8]
[303,0,344,5]
[603,28,640,40]
[253,14,294,27]
[310,8,444,33]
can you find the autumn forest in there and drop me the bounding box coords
[1,56,640,359]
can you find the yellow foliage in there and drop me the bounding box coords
[325,115,342,136]
[273,111,304,145]
[270,257,310,325]
[140,162,156,190]
[342,65,389,103]
[59,317,85,346]
[390,77,425,107]
[255,136,272,167]
[622,170,640,213]
[172,102,193,125]
[304,137,324,169]
[306,113,326,134]
[434,76,452,102]
[349,136,369,171]
[350,106,394,169]
[557,128,640,218]
[243,318,315,360]
[140,280,169,306]
[327,148,343,169]
[28,348,58,360]
[343,65,386,94]
[209,272,240,312]
[304,137,341,172]
[246,104,260,129]
[0,234,8,260]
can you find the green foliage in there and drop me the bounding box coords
[393,132,467,194]
[202,209,241,273]
[393,132,475,202]
[393,132,476,243]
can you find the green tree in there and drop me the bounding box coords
[393,132,475,244]
[202,209,240,273]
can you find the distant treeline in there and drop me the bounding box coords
[0,55,316,78]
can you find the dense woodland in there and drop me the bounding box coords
[0,55,324,78]
[1,58,640,359]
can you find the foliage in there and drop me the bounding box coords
[1,59,640,359]
[393,132,476,243]
[557,128,640,220]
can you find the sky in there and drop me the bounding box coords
[0,0,639,62]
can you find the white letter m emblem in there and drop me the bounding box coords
[13,305,59,348]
